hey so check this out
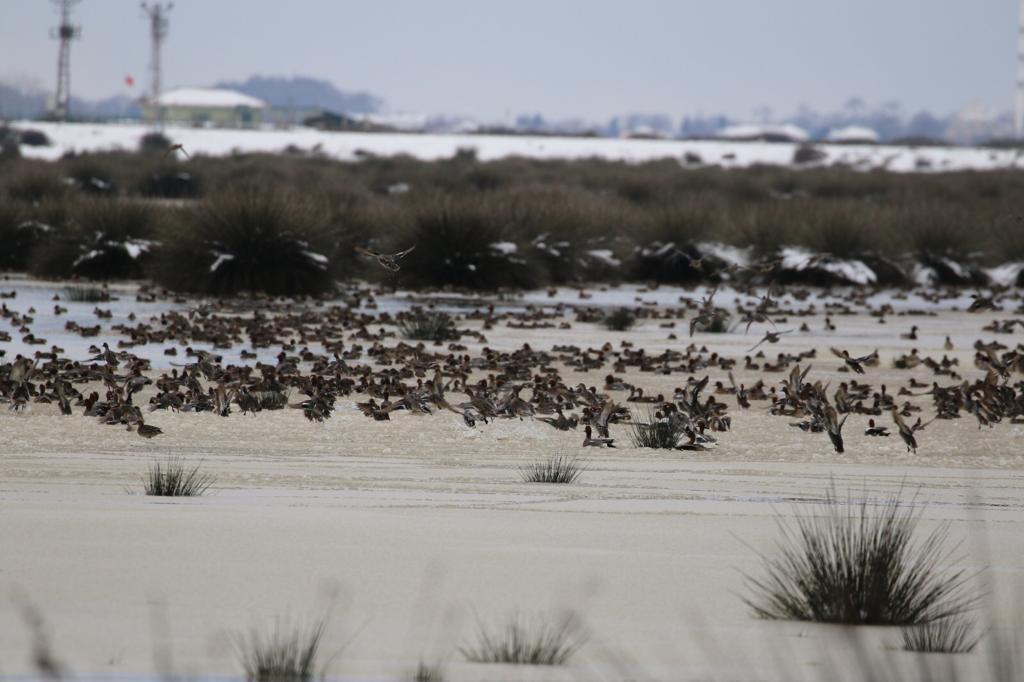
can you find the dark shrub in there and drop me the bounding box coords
[629,200,722,283]
[5,166,69,202]
[744,485,976,625]
[617,177,664,204]
[139,131,172,154]
[152,191,335,296]
[793,144,827,165]
[795,202,881,258]
[67,159,118,196]
[602,307,636,331]
[725,204,801,257]
[916,252,988,287]
[505,187,630,284]
[399,309,459,341]
[0,202,39,271]
[30,199,159,280]
[857,254,909,287]
[325,194,395,280]
[18,129,51,147]
[0,126,21,159]
[393,196,541,290]
[895,203,974,257]
[137,165,202,199]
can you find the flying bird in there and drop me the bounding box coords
[164,143,190,159]
[830,347,878,375]
[892,408,933,453]
[354,245,416,272]
[747,329,793,353]
[687,287,727,336]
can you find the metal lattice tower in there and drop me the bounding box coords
[50,0,81,121]
[141,2,173,128]
[1017,0,1024,137]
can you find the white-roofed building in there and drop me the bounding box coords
[715,123,809,143]
[141,88,268,127]
[826,125,880,144]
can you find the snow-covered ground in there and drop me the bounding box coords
[11,120,1023,172]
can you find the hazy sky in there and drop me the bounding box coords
[0,0,1014,121]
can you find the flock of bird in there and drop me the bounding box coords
[1,248,1024,458]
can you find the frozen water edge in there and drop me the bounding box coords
[0,278,999,370]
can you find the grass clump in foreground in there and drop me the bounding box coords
[629,410,688,449]
[143,458,215,497]
[461,612,585,666]
[412,660,444,681]
[520,454,583,484]
[744,484,976,625]
[602,307,636,331]
[901,615,981,654]
[234,617,327,682]
[398,310,459,342]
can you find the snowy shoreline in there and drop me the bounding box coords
[11,120,1022,172]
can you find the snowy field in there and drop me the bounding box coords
[11,120,1024,171]
[2,279,1024,680]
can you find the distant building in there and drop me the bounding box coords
[826,125,880,144]
[141,88,267,127]
[715,123,809,143]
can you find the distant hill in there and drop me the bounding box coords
[0,82,47,119]
[0,81,140,120]
[214,75,382,114]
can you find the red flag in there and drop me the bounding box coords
[124,75,135,87]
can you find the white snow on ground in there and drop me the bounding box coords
[17,220,52,233]
[697,241,751,268]
[987,262,1024,287]
[530,233,569,257]
[302,250,329,268]
[209,252,235,273]
[824,258,876,285]
[71,249,102,269]
[939,256,970,280]
[489,241,518,255]
[586,248,621,267]
[912,263,937,287]
[779,246,816,271]
[779,246,877,285]
[654,241,676,257]
[11,121,1024,172]
[124,238,157,260]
